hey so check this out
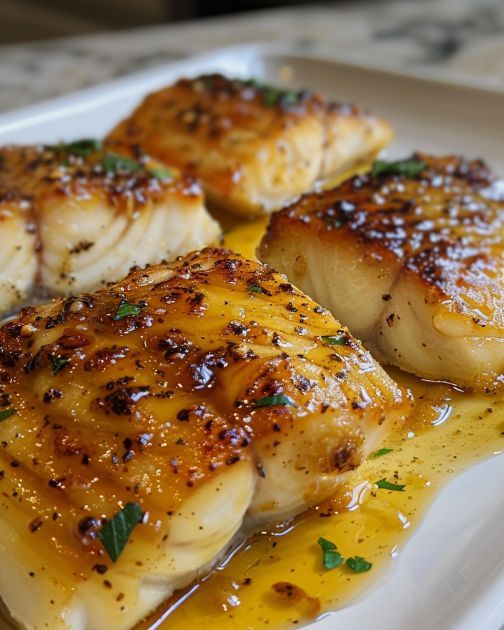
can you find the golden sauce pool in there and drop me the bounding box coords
[135,219,504,630]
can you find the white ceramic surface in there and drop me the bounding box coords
[0,44,502,630]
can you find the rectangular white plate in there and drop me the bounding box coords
[0,43,503,630]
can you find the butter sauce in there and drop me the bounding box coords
[136,219,504,630]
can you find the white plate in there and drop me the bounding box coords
[0,44,503,630]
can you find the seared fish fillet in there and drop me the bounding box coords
[0,141,220,314]
[105,74,393,217]
[0,249,409,630]
[259,154,504,391]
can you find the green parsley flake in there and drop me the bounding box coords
[0,409,16,422]
[264,88,298,107]
[48,138,102,157]
[281,91,299,106]
[246,79,299,107]
[376,478,405,492]
[103,153,141,175]
[254,394,296,408]
[148,166,174,181]
[346,556,372,573]
[114,301,145,320]
[370,447,394,459]
[371,158,426,178]
[321,334,347,346]
[49,355,69,375]
[262,89,280,106]
[317,537,344,570]
[247,283,263,293]
[98,502,143,563]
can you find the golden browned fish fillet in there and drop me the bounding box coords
[0,249,410,629]
[105,74,393,217]
[258,154,504,391]
[0,140,220,314]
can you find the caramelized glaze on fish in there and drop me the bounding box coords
[259,154,504,390]
[0,248,410,629]
[0,141,220,314]
[106,75,393,217]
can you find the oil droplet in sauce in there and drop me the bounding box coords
[136,217,504,630]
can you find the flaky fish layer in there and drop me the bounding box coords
[0,249,409,629]
[0,142,220,314]
[259,154,504,390]
[106,74,393,217]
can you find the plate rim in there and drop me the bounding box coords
[0,41,503,138]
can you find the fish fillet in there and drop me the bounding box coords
[258,154,504,391]
[0,141,220,314]
[0,248,410,629]
[105,74,393,217]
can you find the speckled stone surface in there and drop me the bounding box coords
[0,0,503,113]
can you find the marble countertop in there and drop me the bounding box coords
[1,0,503,113]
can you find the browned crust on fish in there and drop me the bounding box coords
[260,154,504,329]
[105,74,392,215]
[0,144,202,212]
[0,248,409,571]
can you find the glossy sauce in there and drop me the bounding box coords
[134,218,504,630]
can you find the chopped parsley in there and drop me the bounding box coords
[263,88,299,107]
[48,138,102,157]
[114,300,145,320]
[247,283,263,293]
[0,409,16,422]
[321,334,347,346]
[370,447,394,459]
[254,394,296,408]
[262,89,283,106]
[346,556,372,573]
[103,153,141,175]
[148,166,174,181]
[371,158,426,178]
[317,537,344,570]
[97,502,143,563]
[281,91,299,106]
[246,79,300,107]
[317,538,372,573]
[376,478,405,492]
[49,355,69,375]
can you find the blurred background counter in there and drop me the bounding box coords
[0,0,503,113]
